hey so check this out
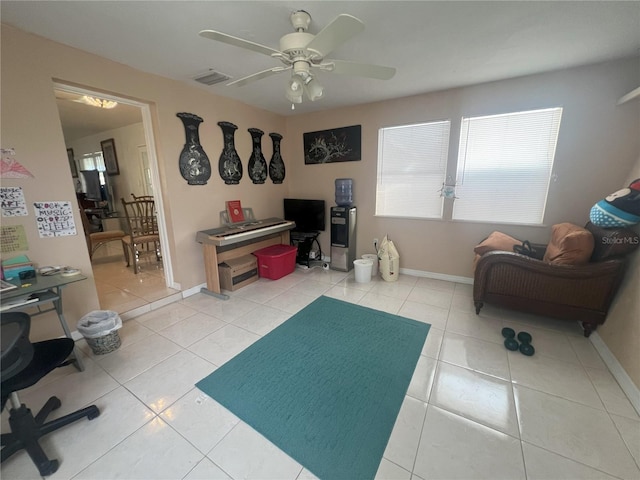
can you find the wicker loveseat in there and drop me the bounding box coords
[473,222,639,337]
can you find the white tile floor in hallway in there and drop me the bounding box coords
[2,268,639,480]
[90,242,180,314]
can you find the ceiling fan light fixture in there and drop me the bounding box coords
[80,95,118,109]
[285,75,304,103]
[200,10,394,109]
[303,76,324,101]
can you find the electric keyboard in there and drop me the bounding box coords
[196,218,295,246]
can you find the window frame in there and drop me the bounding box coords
[374,107,563,226]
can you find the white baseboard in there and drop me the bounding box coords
[182,283,206,298]
[401,267,473,285]
[590,332,640,416]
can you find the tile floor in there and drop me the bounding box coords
[90,243,179,314]
[2,268,639,479]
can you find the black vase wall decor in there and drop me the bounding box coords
[268,133,286,184]
[176,112,212,185]
[217,121,243,185]
[247,128,268,184]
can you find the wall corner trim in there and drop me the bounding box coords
[590,332,640,416]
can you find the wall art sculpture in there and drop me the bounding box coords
[268,133,285,184]
[177,112,212,185]
[247,128,268,184]
[303,125,361,164]
[217,121,243,185]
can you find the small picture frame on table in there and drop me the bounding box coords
[67,148,78,178]
[101,138,119,175]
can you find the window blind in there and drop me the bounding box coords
[453,108,562,224]
[376,121,450,218]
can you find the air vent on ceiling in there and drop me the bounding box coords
[193,70,231,86]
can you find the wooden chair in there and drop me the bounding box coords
[79,209,126,259]
[121,198,161,274]
[131,193,154,201]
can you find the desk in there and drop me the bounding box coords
[1,273,87,371]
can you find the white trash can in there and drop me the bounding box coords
[362,254,378,277]
[353,259,373,283]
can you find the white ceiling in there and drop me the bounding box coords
[3,1,639,125]
[54,90,144,142]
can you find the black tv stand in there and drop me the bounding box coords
[290,231,322,268]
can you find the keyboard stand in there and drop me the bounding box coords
[195,219,295,299]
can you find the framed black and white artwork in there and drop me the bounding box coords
[66,148,78,177]
[303,125,361,164]
[101,138,120,175]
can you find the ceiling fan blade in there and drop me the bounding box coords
[227,66,290,87]
[323,60,396,80]
[305,14,365,58]
[199,30,281,57]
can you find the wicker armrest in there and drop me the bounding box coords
[472,239,630,337]
[474,251,626,310]
[476,250,624,278]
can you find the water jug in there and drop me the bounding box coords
[335,178,353,207]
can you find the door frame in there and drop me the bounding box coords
[53,82,176,289]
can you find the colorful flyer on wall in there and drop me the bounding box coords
[0,225,29,253]
[33,201,77,238]
[0,148,34,179]
[0,186,28,216]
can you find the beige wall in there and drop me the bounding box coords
[284,58,640,278]
[1,25,286,340]
[598,157,640,388]
[2,22,638,390]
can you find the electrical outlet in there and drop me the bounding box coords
[373,238,379,249]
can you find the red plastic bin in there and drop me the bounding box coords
[252,244,297,280]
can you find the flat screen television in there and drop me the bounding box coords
[284,198,325,232]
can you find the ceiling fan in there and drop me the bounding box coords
[199,10,396,107]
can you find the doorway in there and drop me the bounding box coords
[138,145,154,196]
[54,84,178,313]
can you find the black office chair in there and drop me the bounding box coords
[1,312,100,476]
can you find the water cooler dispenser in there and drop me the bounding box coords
[329,178,356,272]
[330,179,357,271]
[330,207,357,271]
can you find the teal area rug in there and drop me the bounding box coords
[196,296,430,480]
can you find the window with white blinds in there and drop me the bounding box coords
[376,120,450,218]
[79,151,107,185]
[79,151,105,171]
[452,107,562,224]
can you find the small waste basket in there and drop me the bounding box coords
[77,310,122,355]
[362,254,379,277]
[353,259,373,283]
